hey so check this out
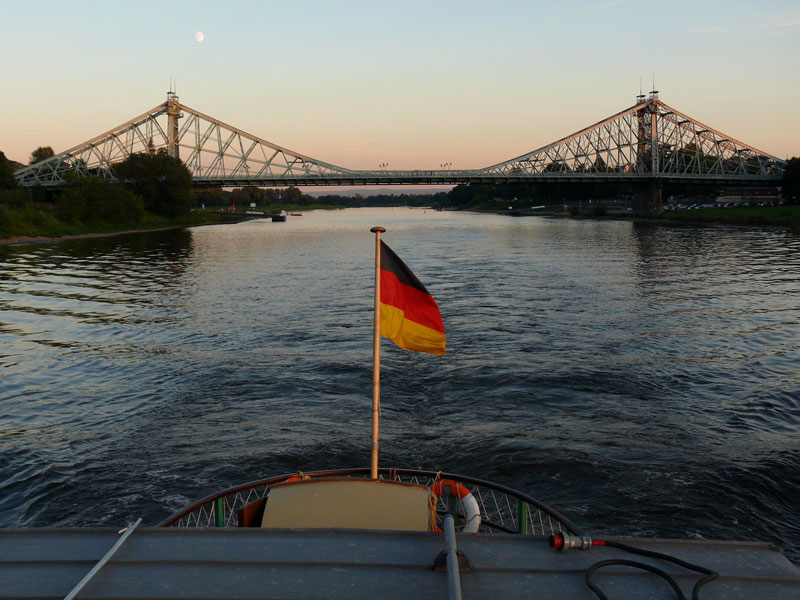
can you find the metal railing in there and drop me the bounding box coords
[158,467,583,536]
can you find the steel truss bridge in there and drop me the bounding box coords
[14,92,785,196]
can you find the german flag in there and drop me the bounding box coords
[379,241,446,355]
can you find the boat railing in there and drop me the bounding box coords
[158,468,583,536]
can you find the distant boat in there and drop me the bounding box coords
[290,213,302,216]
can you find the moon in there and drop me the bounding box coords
[195,31,204,43]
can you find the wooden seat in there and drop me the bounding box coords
[239,478,434,531]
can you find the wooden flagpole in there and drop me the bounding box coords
[369,227,385,479]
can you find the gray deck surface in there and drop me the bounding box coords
[2,528,799,599]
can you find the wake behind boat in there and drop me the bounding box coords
[4,228,798,598]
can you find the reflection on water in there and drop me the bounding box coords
[1,209,799,562]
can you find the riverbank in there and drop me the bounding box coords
[4,204,798,247]
[0,211,246,247]
[649,204,800,231]
[500,204,800,233]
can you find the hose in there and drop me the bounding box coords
[550,533,719,600]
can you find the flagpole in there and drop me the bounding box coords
[370,226,385,479]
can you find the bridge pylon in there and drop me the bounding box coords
[13,91,786,198]
[480,91,784,188]
[13,93,356,188]
[167,92,182,160]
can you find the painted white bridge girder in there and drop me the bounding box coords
[14,93,785,188]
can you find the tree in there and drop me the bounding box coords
[447,183,494,207]
[593,154,608,173]
[116,150,192,217]
[58,175,144,224]
[280,186,304,205]
[781,157,800,205]
[0,151,17,190]
[544,161,570,173]
[29,146,55,164]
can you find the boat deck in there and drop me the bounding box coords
[2,527,799,599]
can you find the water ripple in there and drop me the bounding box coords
[1,211,799,563]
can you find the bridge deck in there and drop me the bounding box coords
[189,172,780,188]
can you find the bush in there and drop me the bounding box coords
[0,151,17,190]
[0,204,18,231]
[58,177,144,224]
[57,188,86,224]
[0,201,58,236]
[21,202,57,228]
[0,188,32,208]
[782,157,800,205]
[116,150,192,217]
[590,204,607,217]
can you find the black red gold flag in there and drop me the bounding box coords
[379,241,446,355]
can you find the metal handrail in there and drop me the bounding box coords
[64,518,142,600]
[158,467,583,535]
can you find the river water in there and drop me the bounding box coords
[1,208,798,562]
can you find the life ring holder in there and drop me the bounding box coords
[430,479,481,533]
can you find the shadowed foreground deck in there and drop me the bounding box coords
[2,528,799,599]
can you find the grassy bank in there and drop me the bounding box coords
[555,203,800,233]
[0,204,242,243]
[650,205,800,231]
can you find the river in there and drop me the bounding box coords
[1,208,798,563]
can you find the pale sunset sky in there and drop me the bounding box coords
[1,0,798,170]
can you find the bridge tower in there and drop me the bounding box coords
[633,91,663,213]
[167,92,182,160]
[11,92,786,191]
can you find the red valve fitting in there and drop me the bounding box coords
[548,532,595,551]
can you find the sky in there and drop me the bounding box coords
[1,0,798,171]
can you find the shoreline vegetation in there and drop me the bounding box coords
[549,203,800,232]
[0,211,246,247]
[2,150,798,243]
[3,203,799,248]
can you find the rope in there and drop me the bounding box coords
[429,471,444,531]
[428,489,439,531]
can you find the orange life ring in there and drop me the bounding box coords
[430,479,481,533]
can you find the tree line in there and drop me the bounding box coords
[193,186,449,209]
[440,161,800,209]
[0,148,194,236]
[2,148,799,227]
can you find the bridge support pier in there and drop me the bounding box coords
[633,180,663,214]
